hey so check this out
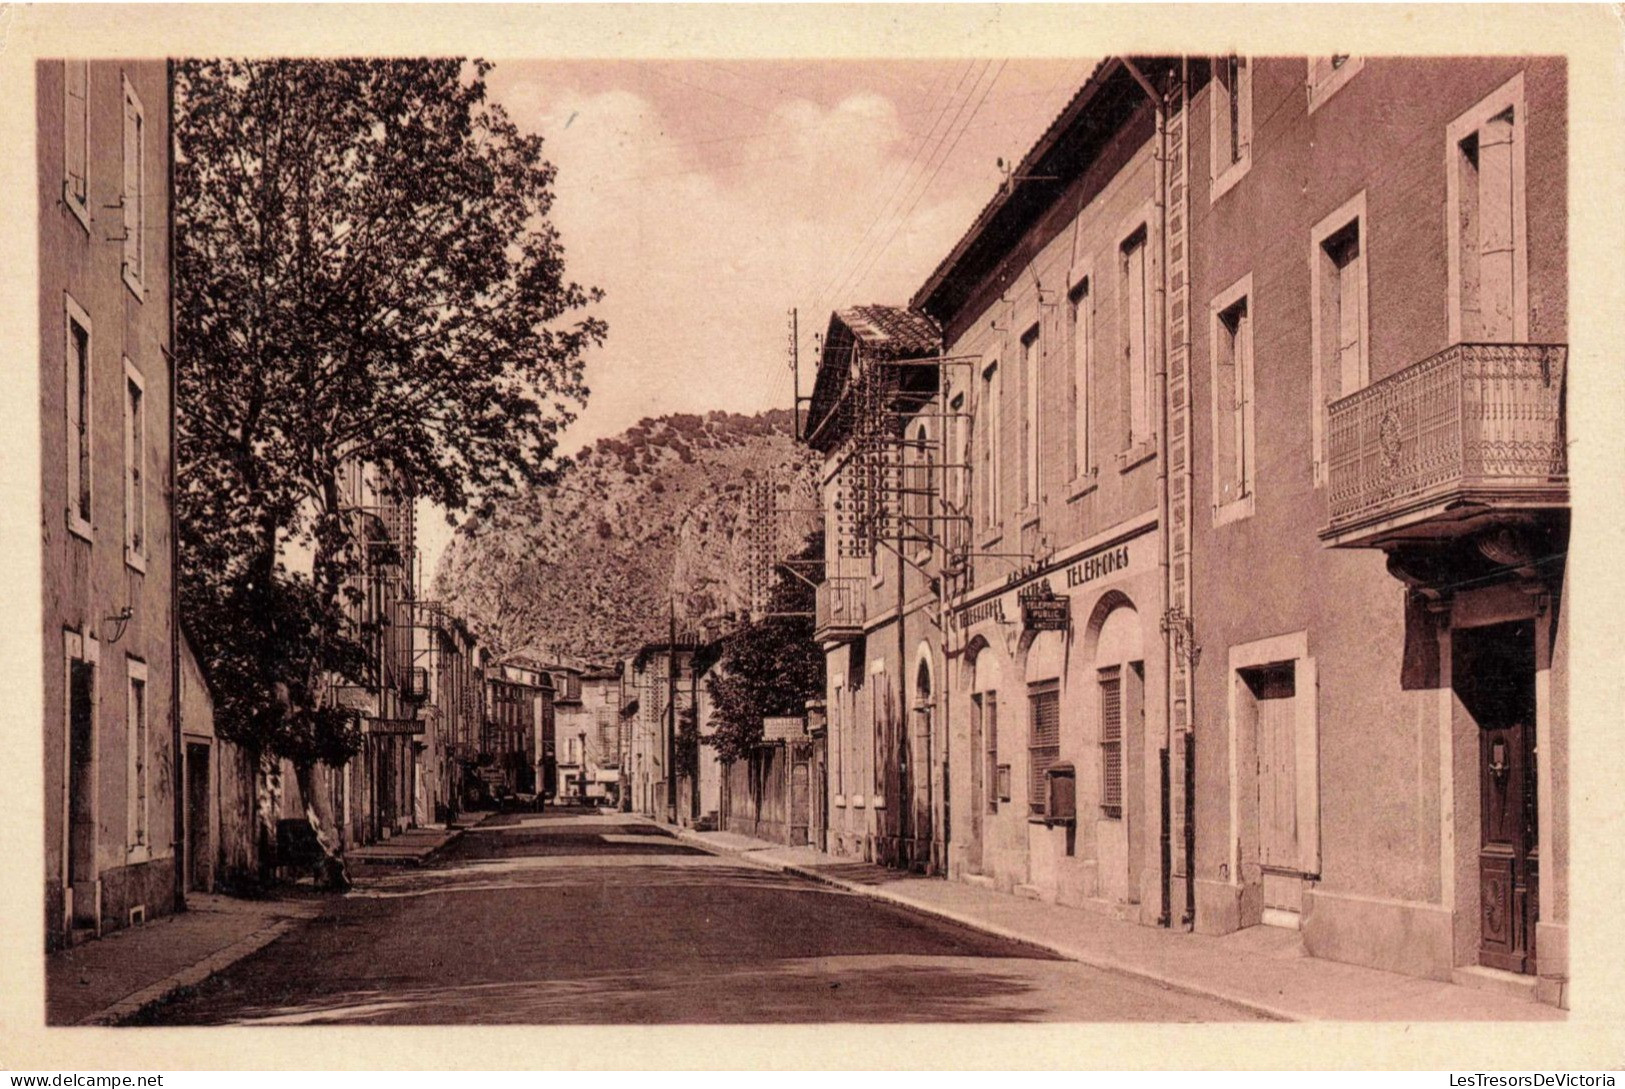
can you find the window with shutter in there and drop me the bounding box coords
[1311,197,1369,485]
[1028,681,1060,815]
[65,299,93,540]
[1069,278,1095,482]
[124,361,146,566]
[63,61,90,225]
[1210,277,1255,522]
[1209,56,1253,200]
[121,75,146,297]
[984,691,1000,810]
[1100,667,1123,818]
[1121,231,1151,446]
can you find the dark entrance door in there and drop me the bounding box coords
[67,659,97,929]
[186,743,212,891]
[1456,620,1538,975]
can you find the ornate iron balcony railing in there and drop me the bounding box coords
[1322,343,1567,547]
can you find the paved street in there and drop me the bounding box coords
[130,811,1265,1024]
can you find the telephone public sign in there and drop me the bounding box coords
[1019,580,1071,633]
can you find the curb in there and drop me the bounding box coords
[77,917,302,1026]
[347,828,464,868]
[656,821,1298,1023]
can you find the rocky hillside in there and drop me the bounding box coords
[434,409,820,663]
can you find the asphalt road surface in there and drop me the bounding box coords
[131,810,1264,1024]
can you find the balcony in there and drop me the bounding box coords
[1320,344,1567,551]
[814,577,867,643]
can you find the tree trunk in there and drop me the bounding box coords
[294,759,352,891]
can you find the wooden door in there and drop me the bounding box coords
[1461,621,1538,974]
[67,659,97,927]
[1251,664,1300,913]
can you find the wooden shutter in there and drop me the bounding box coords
[1028,684,1060,813]
[64,62,88,205]
[1295,658,1321,874]
[1100,667,1122,817]
[122,81,143,282]
[985,691,999,808]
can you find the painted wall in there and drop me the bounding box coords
[40,60,177,946]
[1183,57,1567,986]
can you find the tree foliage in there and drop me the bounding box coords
[704,533,824,764]
[175,58,604,760]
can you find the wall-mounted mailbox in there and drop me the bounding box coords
[1045,762,1076,827]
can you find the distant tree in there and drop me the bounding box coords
[705,532,824,764]
[174,58,604,869]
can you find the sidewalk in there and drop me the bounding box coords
[654,821,1565,1023]
[46,893,323,1026]
[346,823,466,867]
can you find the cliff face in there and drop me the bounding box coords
[434,409,819,662]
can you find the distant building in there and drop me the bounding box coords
[553,663,622,804]
[482,656,553,797]
[625,642,700,821]
[40,59,180,947]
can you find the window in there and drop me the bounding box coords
[1069,276,1093,482]
[1210,55,1253,200]
[1307,56,1365,114]
[63,61,90,228]
[978,358,1001,531]
[1028,681,1060,815]
[1099,667,1123,818]
[127,659,149,851]
[65,297,93,540]
[948,393,967,553]
[1310,195,1369,484]
[1210,276,1255,522]
[1120,227,1153,453]
[1447,74,1527,344]
[121,73,147,298]
[832,678,845,797]
[977,690,999,814]
[123,360,146,567]
[1021,324,1040,510]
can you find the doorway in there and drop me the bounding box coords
[1243,662,1302,918]
[186,743,212,892]
[67,657,97,929]
[1455,620,1538,974]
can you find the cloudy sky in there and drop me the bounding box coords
[420,57,1090,576]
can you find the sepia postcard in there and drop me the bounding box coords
[2,2,1624,1073]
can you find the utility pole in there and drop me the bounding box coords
[666,598,678,825]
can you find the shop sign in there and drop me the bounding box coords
[763,716,806,742]
[367,717,425,736]
[1019,579,1071,632]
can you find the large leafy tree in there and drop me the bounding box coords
[175,59,604,850]
[705,533,825,764]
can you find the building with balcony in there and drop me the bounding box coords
[1181,56,1568,1005]
[910,57,1178,920]
[40,59,180,948]
[803,305,948,871]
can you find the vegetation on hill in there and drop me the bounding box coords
[435,409,819,662]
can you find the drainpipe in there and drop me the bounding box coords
[1179,56,1197,935]
[167,60,187,916]
[1122,56,1173,928]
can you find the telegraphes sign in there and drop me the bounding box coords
[763,716,806,742]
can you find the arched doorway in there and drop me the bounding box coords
[964,635,993,874]
[1087,595,1145,905]
[907,650,935,872]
